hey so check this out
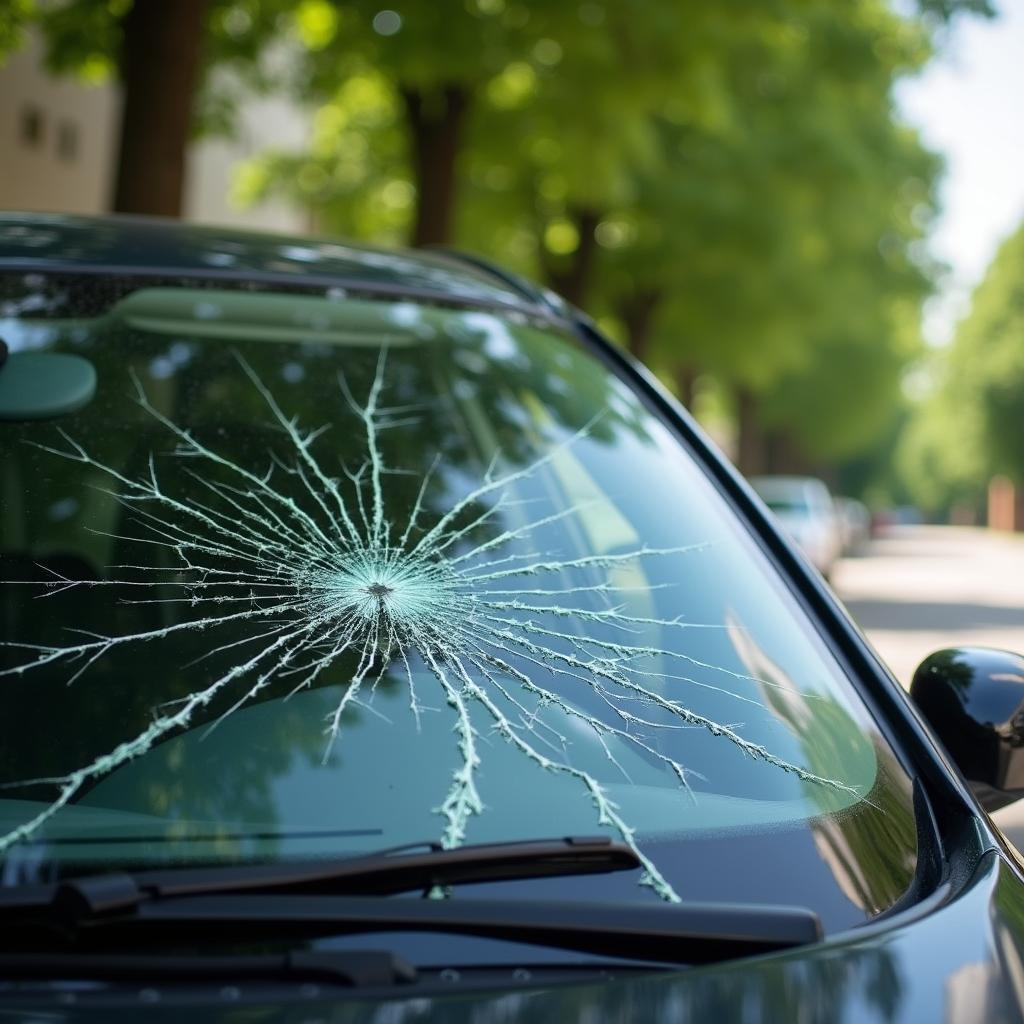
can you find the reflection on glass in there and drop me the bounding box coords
[1,276,917,915]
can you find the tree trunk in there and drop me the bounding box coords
[402,85,469,247]
[764,428,797,475]
[620,289,662,365]
[544,208,600,307]
[674,364,697,408]
[735,385,765,476]
[763,428,824,479]
[113,0,209,217]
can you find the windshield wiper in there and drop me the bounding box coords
[0,835,638,917]
[0,837,823,967]
[43,895,824,967]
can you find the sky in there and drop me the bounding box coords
[896,0,1024,345]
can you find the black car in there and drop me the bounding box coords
[2,212,1024,1021]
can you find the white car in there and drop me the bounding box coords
[835,496,871,555]
[749,476,842,578]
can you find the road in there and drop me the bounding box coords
[832,525,1024,687]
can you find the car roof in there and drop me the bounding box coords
[0,212,564,320]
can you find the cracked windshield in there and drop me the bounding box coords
[0,274,915,923]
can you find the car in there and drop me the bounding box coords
[2,212,1024,1021]
[835,496,872,555]
[748,475,843,578]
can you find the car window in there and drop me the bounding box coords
[764,498,811,516]
[0,273,917,928]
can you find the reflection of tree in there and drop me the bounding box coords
[1,288,632,798]
[728,614,917,915]
[314,942,904,1023]
[6,285,847,901]
[79,685,342,853]
[580,946,900,1023]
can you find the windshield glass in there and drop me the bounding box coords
[763,499,812,516]
[0,272,916,929]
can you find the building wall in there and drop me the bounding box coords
[184,76,310,234]
[0,34,119,215]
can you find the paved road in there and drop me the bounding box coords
[832,525,1024,687]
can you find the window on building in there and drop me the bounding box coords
[56,119,79,162]
[19,106,45,147]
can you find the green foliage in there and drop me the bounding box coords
[958,224,1024,480]
[29,0,126,80]
[0,0,36,64]
[905,221,1024,511]
[232,65,411,241]
[896,376,987,513]
[512,0,940,464]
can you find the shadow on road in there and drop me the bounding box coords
[842,598,1024,633]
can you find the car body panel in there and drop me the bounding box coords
[2,849,1021,1020]
[0,212,545,316]
[336,852,1022,1023]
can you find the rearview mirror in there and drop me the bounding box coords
[910,647,1024,811]
[0,348,96,421]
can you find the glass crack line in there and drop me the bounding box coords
[0,351,856,901]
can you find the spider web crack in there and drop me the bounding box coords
[0,351,855,901]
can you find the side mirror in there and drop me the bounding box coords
[910,647,1024,811]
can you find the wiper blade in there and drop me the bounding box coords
[1,837,823,967]
[0,950,416,987]
[74,895,824,966]
[0,835,638,917]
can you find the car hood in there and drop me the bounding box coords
[7,848,1024,1022]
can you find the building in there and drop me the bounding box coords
[0,30,310,232]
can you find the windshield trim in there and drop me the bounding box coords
[0,260,568,328]
[0,269,946,923]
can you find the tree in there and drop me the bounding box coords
[903,221,1024,511]
[956,224,1024,482]
[267,0,557,246]
[895,220,1024,518]
[577,0,940,473]
[239,0,979,481]
[7,0,296,217]
[246,1,718,256]
[113,0,210,215]
[17,0,208,215]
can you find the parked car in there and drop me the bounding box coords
[836,496,872,555]
[748,475,843,578]
[3,213,1024,1021]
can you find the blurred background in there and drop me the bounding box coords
[1,0,1022,682]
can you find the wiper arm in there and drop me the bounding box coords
[73,895,824,966]
[1,837,823,967]
[0,835,638,918]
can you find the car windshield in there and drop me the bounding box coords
[752,479,832,517]
[763,499,812,516]
[0,272,916,930]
